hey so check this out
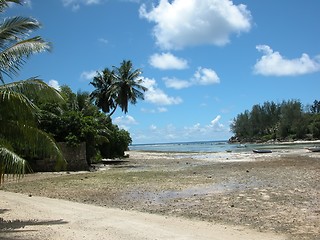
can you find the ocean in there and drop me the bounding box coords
[129,140,319,153]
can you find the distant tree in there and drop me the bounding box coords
[90,60,147,116]
[310,100,320,114]
[230,99,314,142]
[278,100,305,139]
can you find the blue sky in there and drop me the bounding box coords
[5,0,320,144]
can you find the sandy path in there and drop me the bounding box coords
[0,191,286,240]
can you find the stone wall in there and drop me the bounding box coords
[59,142,89,171]
[31,142,89,172]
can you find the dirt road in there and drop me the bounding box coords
[1,191,286,240]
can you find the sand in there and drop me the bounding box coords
[1,191,285,240]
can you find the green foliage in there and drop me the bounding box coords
[38,86,132,163]
[99,125,132,159]
[231,99,320,142]
[0,80,67,182]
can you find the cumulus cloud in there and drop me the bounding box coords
[193,67,220,85]
[163,67,220,89]
[139,0,252,50]
[142,77,183,105]
[48,79,61,91]
[114,115,137,125]
[163,77,192,89]
[134,115,228,143]
[80,70,97,80]
[210,115,224,128]
[254,45,320,76]
[113,115,138,130]
[149,52,188,70]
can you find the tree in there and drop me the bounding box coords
[90,60,147,116]
[310,100,320,114]
[38,85,133,161]
[0,0,60,183]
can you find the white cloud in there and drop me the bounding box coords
[114,115,138,130]
[163,77,191,89]
[254,45,320,76]
[48,79,61,91]
[141,107,168,113]
[142,77,183,105]
[193,67,220,85]
[80,70,97,80]
[164,67,220,89]
[157,107,168,112]
[139,0,252,50]
[62,0,102,11]
[210,115,224,128]
[133,115,229,143]
[150,124,157,130]
[149,52,188,70]
[98,38,108,44]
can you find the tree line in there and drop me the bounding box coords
[230,100,320,143]
[38,85,133,165]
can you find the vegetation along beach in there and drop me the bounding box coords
[1,0,320,239]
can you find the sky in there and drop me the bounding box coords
[4,0,320,144]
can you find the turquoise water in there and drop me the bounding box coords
[129,140,319,153]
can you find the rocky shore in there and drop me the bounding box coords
[1,149,320,239]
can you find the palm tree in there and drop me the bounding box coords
[90,60,147,116]
[0,0,63,183]
[90,68,117,115]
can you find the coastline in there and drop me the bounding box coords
[129,139,320,153]
[1,148,320,239]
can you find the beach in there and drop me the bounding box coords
[1,148,319,239]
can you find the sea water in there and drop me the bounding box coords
[129,140,318,153]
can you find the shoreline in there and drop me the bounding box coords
[128,139,320,154]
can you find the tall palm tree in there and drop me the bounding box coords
[0,0,63,183]
[90,60,147,116]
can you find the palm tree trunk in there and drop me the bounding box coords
[108,104,118,117]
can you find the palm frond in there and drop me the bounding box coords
[0,0,21,13]
[0,16,41,45]
[0,120,67,170]
[0,37,51,79]
[0,146,28,184]
[1,78,63,102]
[0,88,37,122]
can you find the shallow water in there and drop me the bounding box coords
[129,140,320,153]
